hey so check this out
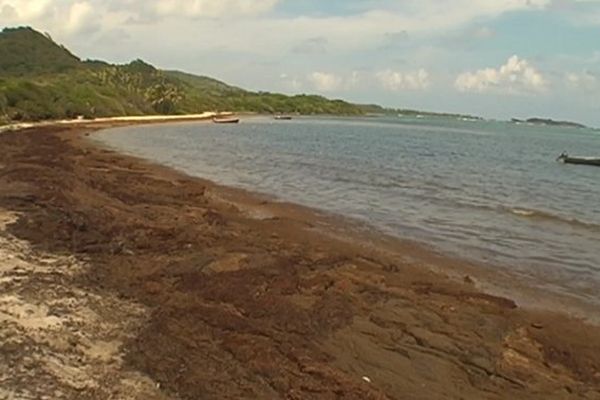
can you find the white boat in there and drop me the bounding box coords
[557,152,600,167]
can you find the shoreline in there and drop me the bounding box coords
[1,121,600,398]
[94,119,600,323]
[0,112,223,134]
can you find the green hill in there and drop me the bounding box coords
[0,26,479,125]
[0,27,369,124]
[0,27,81,76]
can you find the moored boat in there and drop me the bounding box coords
[557,152,600,167]
[274,115,292,120]
[212,117,240,124]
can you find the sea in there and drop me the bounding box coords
[95,116,600,308]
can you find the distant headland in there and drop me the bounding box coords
[510,117,588,129]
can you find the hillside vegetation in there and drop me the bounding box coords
[0,27,479,125]
[0,27,372,124]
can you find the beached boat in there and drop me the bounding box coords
[212,117,240,124]
[274,115,292,120]
[557,152,600,167]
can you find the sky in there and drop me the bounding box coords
[1,0,600,125]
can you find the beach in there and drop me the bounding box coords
[1,122,600,399]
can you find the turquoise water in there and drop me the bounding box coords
[96,116,600,306]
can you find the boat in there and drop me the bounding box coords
[557,152,600,167]
[212,117,239,124]
[274,115,292,120]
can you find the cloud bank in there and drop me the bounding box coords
[566,70,599,93]
[455,55,547,94]
[307,72,343,92]
[0,0,555,43]
[152,0,280,18]
[376,69,431,91]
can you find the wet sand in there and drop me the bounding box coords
[1,122,600,399]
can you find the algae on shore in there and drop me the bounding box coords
[1,124,599,399]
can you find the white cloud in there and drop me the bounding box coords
[0,0,280,37]
[304,70,367,92]
[566,71,599,93]
[307,72,343,92]
[153,0,279,18]
[0,0,51,21]
[279,73,302,91]
[0,0,555,48]
[0,0,128,36]
[65,2,96,34]
[297,68,432,94]
[455,55,547,94]
[376,68,431,91]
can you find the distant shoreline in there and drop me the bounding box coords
[4,112,597,134]
[0,112,222,133]
[510,117,588,129]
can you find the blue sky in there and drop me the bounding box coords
[1,0,600,125]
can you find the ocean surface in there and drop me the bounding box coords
[95,116,600,307]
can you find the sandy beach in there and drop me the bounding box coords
[1,122,600,399]
[0,113,221,134]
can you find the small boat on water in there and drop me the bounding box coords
[557,152,600,167]
[212,117,240,124]
[274,115,292,120]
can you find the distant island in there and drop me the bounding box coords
[0,26,478,125]
[510,117,587,129]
